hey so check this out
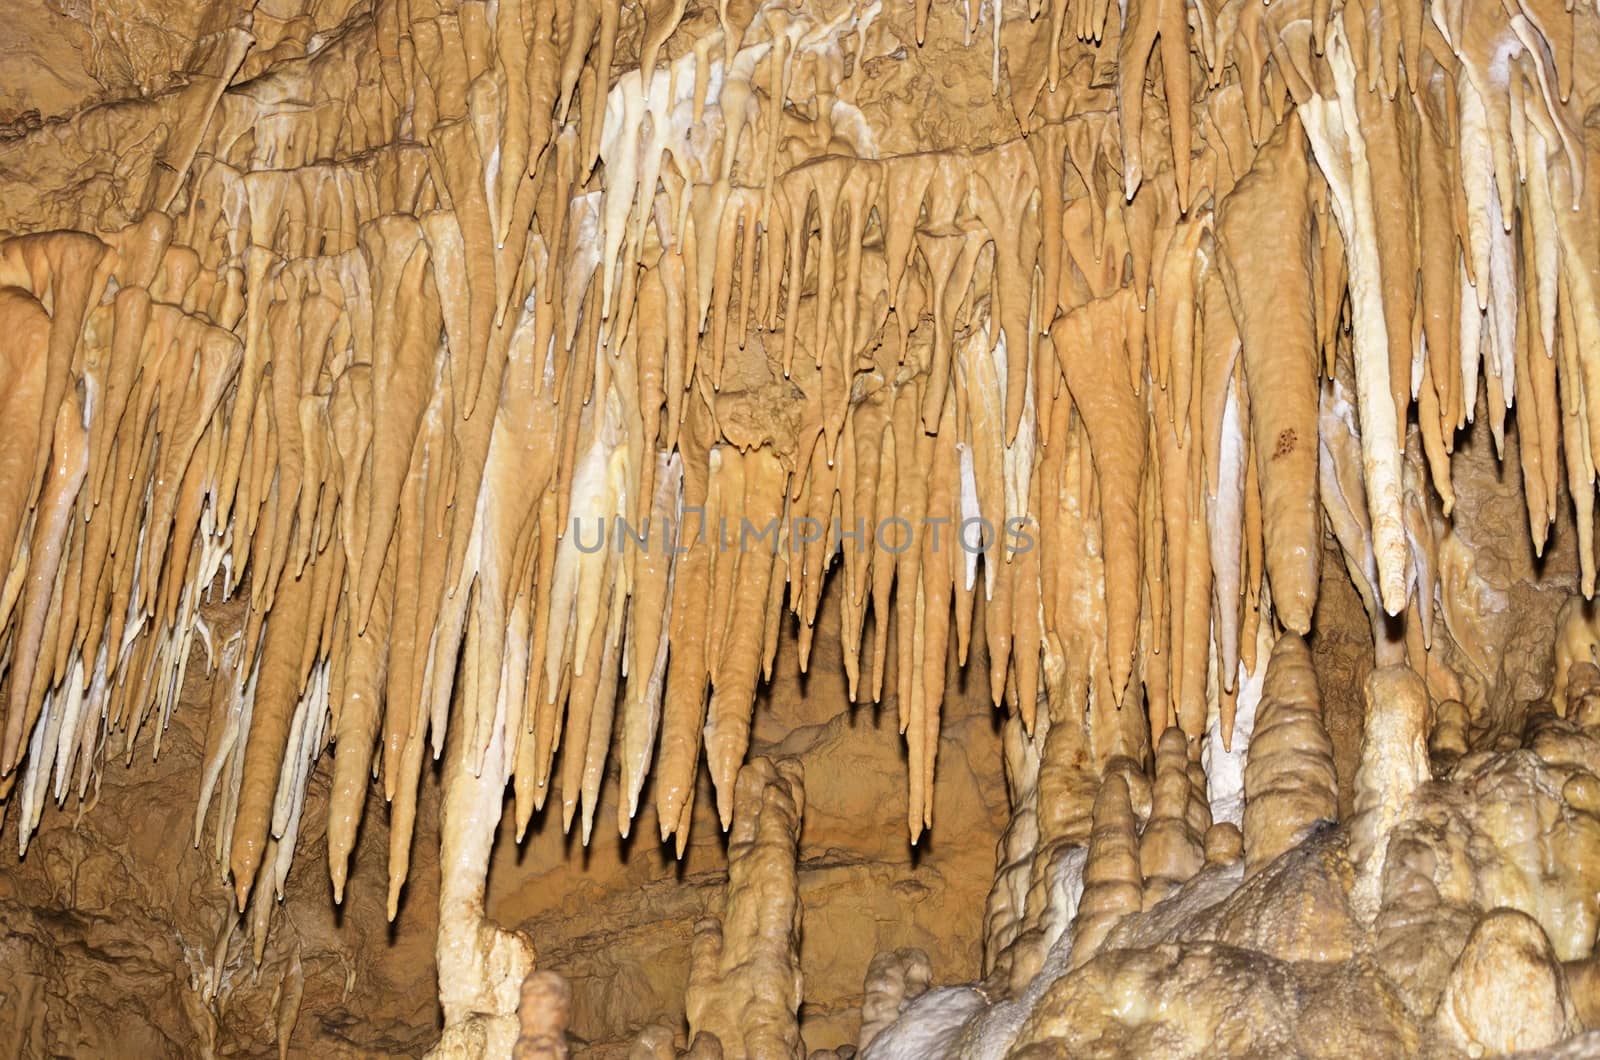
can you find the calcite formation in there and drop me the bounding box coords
[684,756,806,1058]
[1241,632,1339,876]
[513,970,573,1059]
[1,0,1600,1054]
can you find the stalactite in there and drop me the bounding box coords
[1215,114,1322,635]
[2,0,1600,1048]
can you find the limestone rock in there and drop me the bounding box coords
[1242,634,1339,876]
[1436,909,1578,1055]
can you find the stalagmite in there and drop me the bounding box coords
[1552,596,1600,715]
[1139,727,1204,906]
[684,757,805,1059]
[1350,664,1432,918]
[858,948,932,1053]
[1070,773,1142,967]
[984,709,1045,978]
[2,0,1600,1050]
[1241,634,1338,876]
[1429,697,1471,766]
[1436,911,1579,1055]
[1568,666,1600,729]
[431,678,534,1057]
[1204,822,1243,866]
[512,971,572,1060]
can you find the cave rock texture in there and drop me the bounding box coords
[3,0,1600,1055]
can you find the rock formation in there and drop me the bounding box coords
[684,757,806,1060]
[1241,633,1339,876]
[0,0,1598,1054]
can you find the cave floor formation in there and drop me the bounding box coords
[4,0,1600,1055]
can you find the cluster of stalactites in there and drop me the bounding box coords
[0,0,1594,953]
